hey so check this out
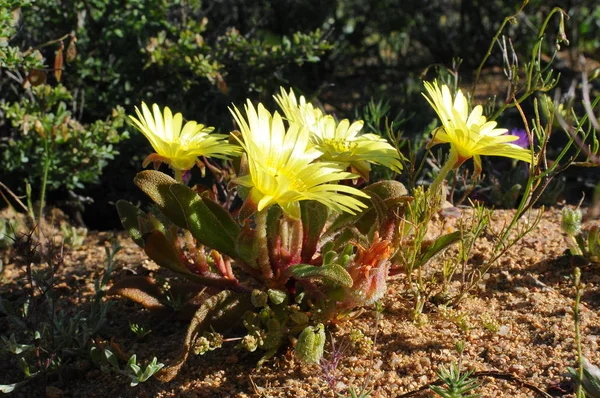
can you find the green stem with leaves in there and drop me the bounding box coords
[472,0,529,93]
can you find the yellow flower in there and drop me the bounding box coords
[129,102,240,172]
[230,100,369,220]
[274,88,404,180]
[422,81,532,175]
[273,87,324,132]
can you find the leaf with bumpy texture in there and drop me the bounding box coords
[289,262,353,288]
[295,323,325,364]
[134,170,188,227]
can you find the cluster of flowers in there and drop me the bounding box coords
[129,82,532,217]
[130,88,404,220]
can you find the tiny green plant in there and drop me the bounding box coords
[129,323,152,339]
[430,362,481,398]
[430,342,481,398]
[89,347,164,387]
[60,223,87,249]
[561,206,600,262]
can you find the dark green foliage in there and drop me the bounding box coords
[16,0,332,125]
[1,84,128,192]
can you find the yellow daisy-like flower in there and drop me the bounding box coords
[274,88,404,180]
[273,87,325,132]
[129,102,240,172]
[422,81,532,175]
[230,100,369,220]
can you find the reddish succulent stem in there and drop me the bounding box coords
[255,209,274,279]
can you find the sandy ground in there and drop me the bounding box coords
[1,207,599,398]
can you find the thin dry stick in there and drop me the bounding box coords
[397,371,552,398]
[554,62,600,167]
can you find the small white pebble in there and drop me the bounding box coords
[498,325,510,336]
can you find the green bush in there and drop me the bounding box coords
[1,84,128,193]
[17,0,332,126]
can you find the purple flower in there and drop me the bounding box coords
[507,128,530,149]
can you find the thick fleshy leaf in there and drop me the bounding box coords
[202,197,240,237]
[116,200,147,246]
[169,184,238,258]
[326,180,409,235]
[354,189,387,235]
[107,276,209,318]
[235,222,259,268]
[289,262,353,288]
[144,231,188,273]
[295,324,325,364]
[300,201,329,263]
[106,276,167,311]
[155,291,251,382]
[134,170,188,227]
[363,180,408,199]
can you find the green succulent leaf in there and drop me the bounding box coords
[116,200,148,246]
[143,231,241,288]
[169,184,239,258]
[289,262,353,288]
[143,230,188,274]
[134,170,188,227]
[295,323,325,364]
[300,201,329,262]
[326,180,410,235]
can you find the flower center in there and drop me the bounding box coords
[323,138,357,154]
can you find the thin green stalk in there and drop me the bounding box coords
[38,139,51,243]
[573,267,585,398]
[472,0,529,93]
[428,149,457,204]
[525,7,568,93]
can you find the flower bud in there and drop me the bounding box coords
[561,207,582,236]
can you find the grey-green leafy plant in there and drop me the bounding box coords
[89,347,164,387]
[60,223,87,249]
[1,84,129,195]
[0,237,121,392]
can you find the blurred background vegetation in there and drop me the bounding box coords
[1,0,599,229]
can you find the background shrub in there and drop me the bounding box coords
[1,0,599,227]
